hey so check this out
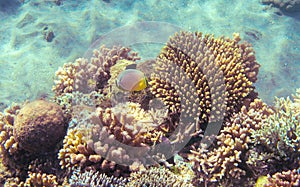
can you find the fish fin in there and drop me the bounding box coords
[125,63,137,69]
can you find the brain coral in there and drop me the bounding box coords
[13,100,67,153]
[149,32,260,133]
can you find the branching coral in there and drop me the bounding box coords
[5,172,59,187]
[52,45,140,96]
[58,127,130,177]
[69,167,128,187]
[58,128,96,170]
[264,169,300,187]
[126,166,194,187]
[22,172,59,187]
[188,99,273,186]
[252,96,300,158]
[96,102,166,147]
[149,31,260,133]
[0,103,29,183]
[249,91,300,177]
[85,102,170,169]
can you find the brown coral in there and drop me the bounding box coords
[264,169,300,187]
[149,31,259,134]
[13,100,67,153]
[96,102,166,147]
[126,166,194,187]
[0,103,29,184]
[58,128,95,170]
[85,102,169,169]
[69,168,128,187]
[248,91,300,178]
[22,172,58,187]
[52,45,140,96]
[58,128,130,177]
[188,99,273,186]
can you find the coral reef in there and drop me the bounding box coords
[248,90,300,178]
[252,96,300,158]
[149,31,260,133]
[261,0,300,12]
[126,166,194,187]
[188,99,273,186]
[58,127,130,177]
[0,102,66,186]
[3,30,300,187]
[58,128,96,170]
[265,169,300,187]
[0,102,29,183]
[14,100,68,153]
[86,102,169,167]
[22,172,59,187]
[52,45,140,96]
[4,172,59,187]
[58,101,168,175]
[69,167,128,187]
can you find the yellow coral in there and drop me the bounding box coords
[149,31,260,133]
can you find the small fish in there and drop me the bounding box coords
[116,69,148,92]
[255,176,268,187]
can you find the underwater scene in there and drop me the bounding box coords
[0,0,300,186]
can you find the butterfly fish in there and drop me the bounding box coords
[115,64,148,92]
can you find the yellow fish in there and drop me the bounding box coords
[255,176,268,187]
[116,69,147,92]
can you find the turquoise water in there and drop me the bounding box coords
[0,0,299,109]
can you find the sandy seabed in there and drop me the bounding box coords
[0,0,299,110]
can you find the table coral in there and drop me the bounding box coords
[13,100,68,153]
[149,31,260,133]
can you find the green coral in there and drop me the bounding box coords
[252,93,300,159]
